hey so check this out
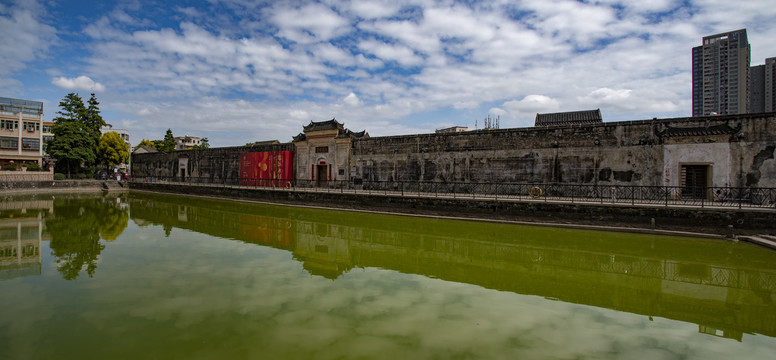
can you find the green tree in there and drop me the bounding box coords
[133,139,156,151]
[156,128,176,152]
[47,93,106,177]
[85,93,105,140]
[162,128,176,151]
[97,132,129,169]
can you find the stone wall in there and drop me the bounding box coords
[350,113,776,188]
[129,113,776,189]
[0,170,52,182]
[131,143,294,182]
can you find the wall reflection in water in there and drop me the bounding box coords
[129,193,776,342]
[0,199,50,280]
[0,194,130,281]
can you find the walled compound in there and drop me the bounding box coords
[131,112,776,190]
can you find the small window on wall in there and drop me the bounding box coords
[315,146,329,153]
[338,169,344,176]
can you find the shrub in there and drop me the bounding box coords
[24,162,41,171]
[2,164,16,171]
[54,173,65,180]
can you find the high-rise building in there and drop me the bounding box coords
[748,57,776,113]
[692,29,751,116]
[751,64,766,113]
[766,57,776,112]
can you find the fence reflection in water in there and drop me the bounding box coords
[131,176,776,209]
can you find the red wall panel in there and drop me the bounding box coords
[240,151,294,187]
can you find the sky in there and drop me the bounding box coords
[2,0,775,147]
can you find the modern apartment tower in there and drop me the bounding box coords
[692,29,751,116]
[765,57,776,112]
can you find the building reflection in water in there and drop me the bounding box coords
[128,193,776,341]
[0,199,51,280]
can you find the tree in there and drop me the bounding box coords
[156,128,176,152]
[47,93,106,177]
[133,139,156,151]
[84,93,105,140]
[97,132,129,169]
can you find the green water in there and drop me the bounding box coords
[1,192,776,359]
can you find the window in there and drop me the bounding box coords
[0,136,18,149]
[1,120,17,130]
[315,146,329,153]
[22,138,40,150]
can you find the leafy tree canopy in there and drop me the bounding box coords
[133,139,156,151]
[97,132,129,168]
[48,93,106,176]
[160,128,175,152]
[48,120,96,177]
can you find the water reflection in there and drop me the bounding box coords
[42,194,129,280]
[0,199,49,280]
[129,193,776,341]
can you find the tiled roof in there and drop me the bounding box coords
[294,119,368,141]
[302,118,344,132]
[658,123,740,137]
[535,109,602,127]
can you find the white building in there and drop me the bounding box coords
[174,136,201,150]
[0,97,44,167]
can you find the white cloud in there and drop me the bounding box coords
[271,3,351,43]
[503,95,561,115]
[343,92,361,106]
[579,88,632,105]
[347,0,402,19]
[51,75,106,92]
[358,40,423,68]
[12,0,775,145]
[0,0,57,81]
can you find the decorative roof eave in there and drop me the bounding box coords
[657,123,742,137]
[303,118,344,132]
[336,129,370,139]
[292,133,306,142]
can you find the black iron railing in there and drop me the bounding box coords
[129,176,776,209]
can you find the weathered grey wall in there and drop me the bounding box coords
[130,113,776,189]
[351,113,776,188]
[131,143,294,182]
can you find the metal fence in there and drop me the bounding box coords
[129,176,776,210]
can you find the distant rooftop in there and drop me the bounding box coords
[303,118,344,132]
[535,109,602,127]
[0,97,43,116]
[295,118,369,141]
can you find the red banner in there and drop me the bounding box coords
[239,151,293,187]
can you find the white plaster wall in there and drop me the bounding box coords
[663,143,731,187]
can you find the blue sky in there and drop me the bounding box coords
[2,0,775,147]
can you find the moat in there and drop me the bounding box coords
[2,192,776,359]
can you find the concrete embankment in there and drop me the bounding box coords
[129,182,776,238]
[1,180,129,194]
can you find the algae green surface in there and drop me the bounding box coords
[2,192,775,359]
